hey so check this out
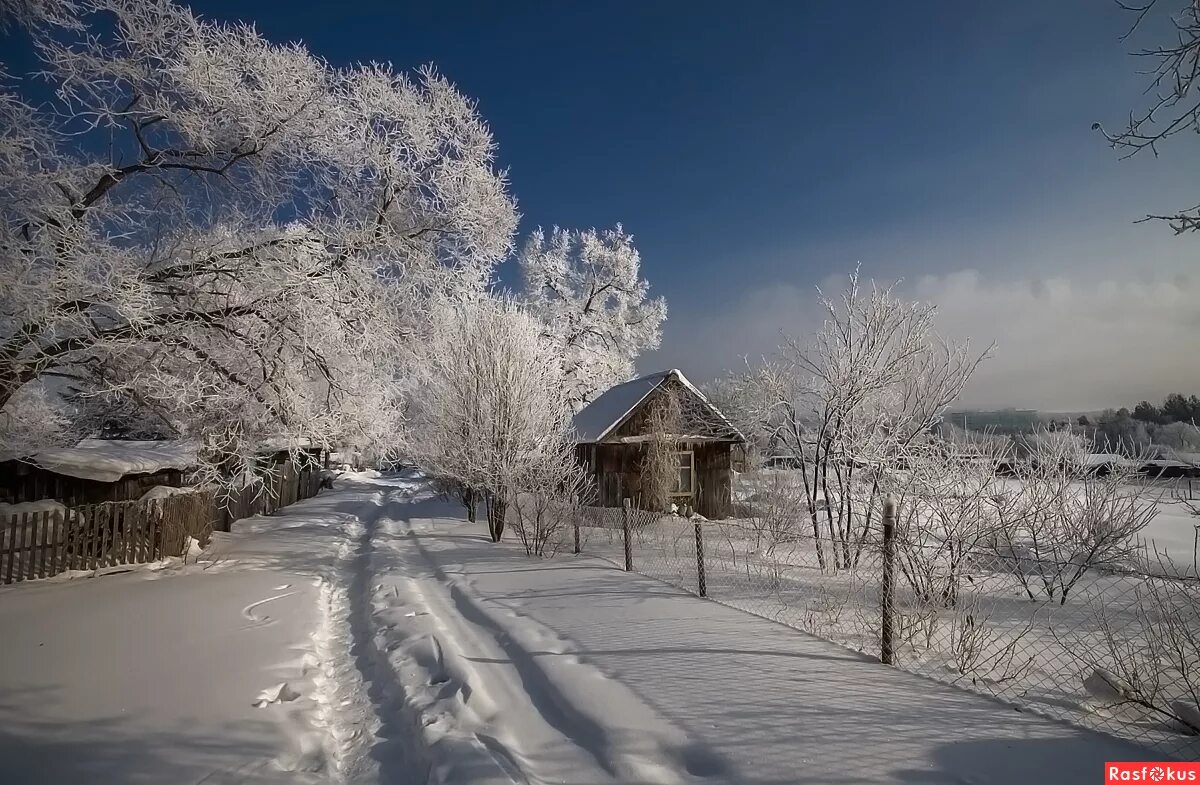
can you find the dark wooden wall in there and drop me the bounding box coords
[0,447,324,512]
[577,439,735,519]
[0,463,186,505]
[693,441,734,519]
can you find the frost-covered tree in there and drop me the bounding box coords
[0,0,80,30]
[732,271,990,570]
[0,0,516,480]
[1098,0,1200,234]
[705,362,780,471]
[405,298,575,542]
[520,225,666,409]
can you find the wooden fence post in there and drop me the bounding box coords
[20,511,30,580]
[51,510,64,577]
[622,497,633,571]
[88,503,100,570]
[880,494,897,666]
[4,513,15,583]
[37,510,49,578]
[694,519,707,597]
[573,495,581,555]
[31,512,43,579]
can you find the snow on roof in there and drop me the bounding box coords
[257,435,315,454]
[28,439,200,483]
[572,370,670,443]
[1143,458,1191,469]
[1166,450,1200,467]
[572,369,744,444]
[1078,453,1140,468]
[1080,453,1123,465]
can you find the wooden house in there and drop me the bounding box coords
[573,369,745,519]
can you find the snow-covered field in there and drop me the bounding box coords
[1141,498,1200,570]
[0,472,1159,784]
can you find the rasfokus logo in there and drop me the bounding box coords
[1107,763,1200,783]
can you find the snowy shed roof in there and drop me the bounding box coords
[572,369,744,445]
[1166,450,1200,467]
[25,439,200,483]
[1079,453,1135,468]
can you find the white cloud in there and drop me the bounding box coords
[646,264,1200,412]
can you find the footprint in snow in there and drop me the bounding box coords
[239,590,302,631]
[274,584,291,591]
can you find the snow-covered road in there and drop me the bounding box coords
[0,472,1154,784]
[379,491,1151,785]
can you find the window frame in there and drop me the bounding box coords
[672,449,695,496]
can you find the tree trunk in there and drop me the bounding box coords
[462,487,477,523]
[797,456,827,571]
[487,491,507,543]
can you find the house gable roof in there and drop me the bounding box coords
[572,369,745,444]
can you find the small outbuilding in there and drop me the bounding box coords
[0,439,201,505]
[572,369,745,519]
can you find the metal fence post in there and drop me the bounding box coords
[694,519,707,597]
[880,494,897,666]
[622,497,633,571]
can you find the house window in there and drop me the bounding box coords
[674,450,694,495]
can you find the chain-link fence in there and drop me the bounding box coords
[571,489,1200,761]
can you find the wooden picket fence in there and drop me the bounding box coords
[212,462,324,532]
[1,491,215,585]
[1,463,325,585]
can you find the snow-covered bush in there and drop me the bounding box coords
[946,597,1035,689]
[508,442,591,557]
[892,444,1009,608]
[991,432,1157,604]
[738,471,807,557]
[1062,573,1200,736]
[405,298,574,542]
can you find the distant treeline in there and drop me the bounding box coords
[1074,394,1200,454]
[949,394,1200,455]
[1101,394,1200,427]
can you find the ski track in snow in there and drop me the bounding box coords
[348,494,720,785]
[245,471,690,785]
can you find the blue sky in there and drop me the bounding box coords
[32,1,1200,409]
[181,1,1179,279]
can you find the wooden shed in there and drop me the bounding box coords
[573,369,745,519]
[0,439,200,505]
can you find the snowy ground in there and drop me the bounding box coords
[0,472,396,785]
[1142,498,1200,570]
[0,569,321,784]
[0,472,1155,784]
[576,511,1200,760]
